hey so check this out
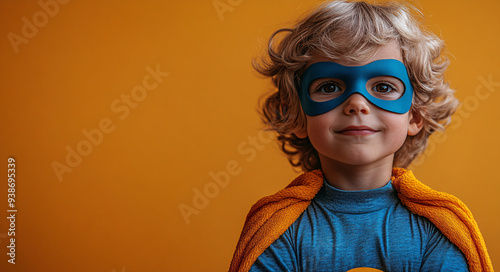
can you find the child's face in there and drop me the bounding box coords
[297,41,422,168]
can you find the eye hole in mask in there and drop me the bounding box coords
[299,59,413,116]
[309,76,405,102]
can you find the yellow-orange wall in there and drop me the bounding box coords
[0,0,498,271]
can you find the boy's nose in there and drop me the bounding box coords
[343,93,371,115]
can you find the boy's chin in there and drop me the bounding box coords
[318,153,396,169]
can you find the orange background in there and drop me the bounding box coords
[0,0,499,271]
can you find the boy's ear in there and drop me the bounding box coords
[294,127,308,139]
[408,111,424,136]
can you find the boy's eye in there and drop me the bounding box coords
[372,83,395,93]
[317,82,342,94]
[309,79,345,102]
[368,77,405,100]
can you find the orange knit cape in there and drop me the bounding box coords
[229,168,493,272]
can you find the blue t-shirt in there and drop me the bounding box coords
[250,180,469,271]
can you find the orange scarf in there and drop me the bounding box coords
[229,168,493,272]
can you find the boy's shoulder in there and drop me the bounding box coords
[230,168,492,272]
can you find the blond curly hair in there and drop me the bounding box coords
[255,0,458,171]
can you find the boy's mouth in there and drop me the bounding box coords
[336,126,378,135]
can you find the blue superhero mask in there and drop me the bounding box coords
[299,59,413,116]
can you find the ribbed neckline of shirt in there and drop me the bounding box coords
[314,179,400,214]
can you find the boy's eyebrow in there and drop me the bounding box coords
[309,77,345,88]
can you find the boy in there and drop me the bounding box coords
[229,1,493,272]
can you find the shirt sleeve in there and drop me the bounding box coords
[249,228,298,272]
[420,224,470,271]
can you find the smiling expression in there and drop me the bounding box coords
[297,41,422,168]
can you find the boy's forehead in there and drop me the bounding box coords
[306,40,403,68]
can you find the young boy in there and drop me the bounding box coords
[229,1,493,272]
